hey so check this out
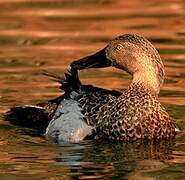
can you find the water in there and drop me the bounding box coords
[0,0,185,179]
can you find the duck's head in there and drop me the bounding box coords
[71,34,165,95]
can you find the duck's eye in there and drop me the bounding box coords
[116,44,123,51]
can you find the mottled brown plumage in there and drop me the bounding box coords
[74,82,175,141]
[69,34,176,141]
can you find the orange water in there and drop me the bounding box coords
[0,0,185,179]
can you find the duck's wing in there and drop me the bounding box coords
[5,69,121,131]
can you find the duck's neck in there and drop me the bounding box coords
[132,71,160,96]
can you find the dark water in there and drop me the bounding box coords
[0,0,185,179]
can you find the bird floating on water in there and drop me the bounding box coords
[6,34,176,143]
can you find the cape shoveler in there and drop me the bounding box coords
[6,34,176,143]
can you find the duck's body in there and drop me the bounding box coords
[45,71,175,142]
[6,34,176,143]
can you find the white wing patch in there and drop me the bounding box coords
[45,98,93,143]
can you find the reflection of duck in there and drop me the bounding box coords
[55,140,174,179]
[6,34,176,142]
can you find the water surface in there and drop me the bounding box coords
[0,0,185,179]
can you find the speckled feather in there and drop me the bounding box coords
[96,83,175,141]
[68,78,175,141]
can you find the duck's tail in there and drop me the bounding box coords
[4,96,61,131]
[5,69,81,130]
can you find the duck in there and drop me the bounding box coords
[5,34,176,143]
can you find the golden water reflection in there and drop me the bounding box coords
[0,0,185,179]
